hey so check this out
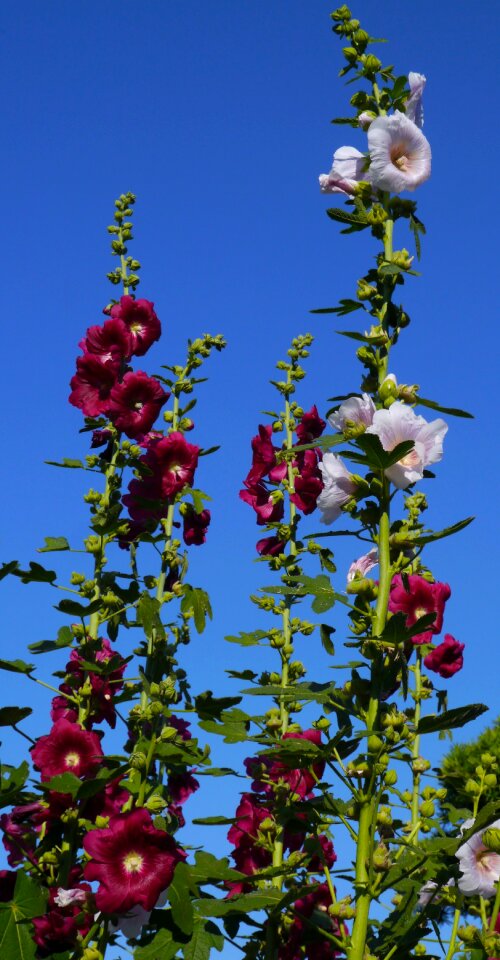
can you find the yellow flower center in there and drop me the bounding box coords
[414,607,427,620]
[123,851,144,873]
[390,143,410,171]
[65,752,80,768]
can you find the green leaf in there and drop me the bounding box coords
[38,537,70,553]
[13,562,57,584]
[355,434,415,470]
[417,396,473,418]
[198,708,251,744]
[55,598,102,617]
[330,300,365,317]
[169,863,194,936]
[0,561,19,581]
[29,626,74,655]
[45,458,84,469]
[194,691,242,721]
[0,872,47,960]
[326,206,368,226]
[417,703,488,735]
[184,918,223,960]
[181,586,212,634]
[134,928,180,960]
[225,630,270,647]
[0,658,34,675]
[0,761,30,809]
[137,593,162,636]
[335,329,372,343]
[191,815,236,827]
[413,516,474,546]
[0,707,32,727]
[195,889,284,917]
[42,772,82,796]
[320,624,335,656]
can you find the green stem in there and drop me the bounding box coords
[489,882,500,933]
[445,907,461,960]
[410,651,422,838]
[88,439,121,640]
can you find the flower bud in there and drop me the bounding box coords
[372,843,391,871]
[145,794,168,813]
[82,949,102,960]
[384,769,398,786]
[130,752,147,770]
[419,800,435,818]
[362,54,382,75]
[482,828,500,854]
[378,376,399,405]
[481,752,497,768]
[342,46,358,64]
[465,778,481,795]
[391,248,414,270]
[331,5,351,21]
[357,278,377,301]
[458,925,480,946]
[412,757,430,774]
[485,773,497,787]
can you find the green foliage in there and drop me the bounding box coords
[0,873,47,960]
[438,716,500,818]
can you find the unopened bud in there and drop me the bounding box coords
[384,769,398,786]
[372,843,391,871]
[465,778,481,795]
[458,925,480,945]
[482,828,500,854]
[145,794,168,813]
[363,54,382,75]
[419,800,435,818]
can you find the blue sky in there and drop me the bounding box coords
[1,0,499,934]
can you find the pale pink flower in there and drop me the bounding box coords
[366,401,447,489]
[417,878,454,908]
[456,820,500,898]
[347,548,378,582]
[53,887,88,908]
[319,146,368,195]
[358,111,375,130]
[329,393,375,432]
[406,72,426,128]
[111,890,168,940]
[367,112,431,193]
[317,454,357,524]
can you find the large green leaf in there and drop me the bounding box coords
[0,659,34,675]
[29,626,74,655]
[0,761,30,809]
[134,928,181,960]
[183,918,223,960]
[326,206,368,226]
[12,562,57,585]
[417,703,488,735]
[181,586,212,634]
[0,873,47,960]
[0,707,32,727]
[55,598,102,617]
[195,889,284,917]
[169,863,194,936]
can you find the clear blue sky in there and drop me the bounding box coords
[1,0,499,922]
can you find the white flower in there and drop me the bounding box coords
[367,112,431,193]
[319,146,368,195]
[456,820,500,898]
[317,454,357,524]
[406,72,426,128]
[417,878,455,908]
[110,890,168,940]
[53,887,87,908]
[366,401,447,489]
[329,393,375,432]
[347,548,378,582]
[358,111,376,130]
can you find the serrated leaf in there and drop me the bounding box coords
[42,772,82,796]
[55,598,102,618]
[0,872,47,960]
[225,630,270,647]
[195,889,284,917]
[417,703,488,735]
[169,863,194,936]
[134,928,181,960]
[38,537,70,553]
[189,852,243,885]
[416,396,473,419]
[194,691,242,721]
[0,707,32,727]
[0,658,34,674]
[184,917,223,960]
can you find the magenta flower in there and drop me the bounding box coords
[227,793,273,890]
[246,730,324,800]
[279,884,344,960]
[256,536,286,557]
[424,634,464,678]
[367,111,431,193]
[182,505,211,545]
[389,574,451,644]
[329,394,375,433]
[366,401,447,489]
[245,424,279,486]
[83,808,186,913]
[144,432,199,498]
[295,405,326,444]
[290,450,323,515]
[167,770,200,805]
[319,146,368,195]
[32,885,92,957]
[240,482,284,525]
[31,719,103,782]
[109,371,169,439]
[109,296,161,357]
[0,802,43,866]
[317,454,357,524]
[69,354,120,417]
[80,317,132,362]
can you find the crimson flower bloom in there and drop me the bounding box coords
[239,481,284,525]
[109,296,161,357]
[167,770,200,805]
[227,794,273,892]
[245,425,279,486]
[144,432,200,498]
[256,536,286,557]
[32,885,92,958]
[0,803,43,866]
[60,638,126,728]
[295,405,326,444]
[182,505,211,545]
[83,808,186,913]
[69,354,120,417]
[388,574,451,644]
[290,450,323,515]
[80,317,132,362]
[279,883,344,960]
[31,719,103,782]
[109,371,169,439]
[424,634,464,678]
[246,730,325,799]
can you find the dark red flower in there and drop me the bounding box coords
[109,296,161,357]
[144,432,199,499]
[278,883,344,960]
[63,639,126,728]
[85,778,129,821]
[227,794,273,890]
[91,428,113,449]
[0,870,16,902]
[0,803,44,866]
[245,425,279,486]
[182,506,211,545]
[295,405,326,444]
[388,574,451,644]
[83,808,186,913]
[306,834,338,872]
[109,371,169,439]
[80,317,132,362]
[246,730,324,799]
[50,696,78,724]
[167,770,200,805]
[240,481,284,525]
[69,354,120,417]
[168,715,192,741]
[31,719,103,782]
[290,450,323,515]
[32,885,92,958]
[423,634,464,678]
[256,536,286,557]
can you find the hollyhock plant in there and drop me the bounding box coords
[295,405,326,444]
[317,453,357,524]
[69,354,119,417]
[406,71,426,128]
[80,316,132,362]
[366,401,448,489]
[142,431,200,498]
[329,394,375,433]
[319,146,368,195]
[279,884,345,960]
[32,885,92,958]
[83,808,186,913]
[31,718,104,781]
[245,424,279,486]
[456,819,500,897]
[389,574,451,644]
[424,633,464,678]
[109,370,169,439]
[109,296,161,356]
[246,730,325,800]
[290,450,323,515]
[240,481,285,525]
[347,547,378,582]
